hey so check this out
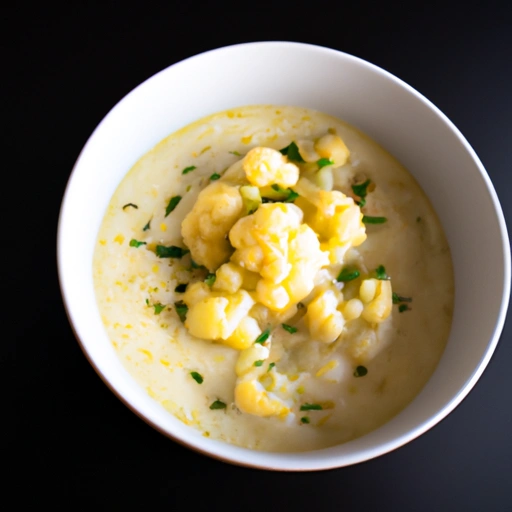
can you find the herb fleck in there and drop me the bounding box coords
[190,371,203,384]
[398,304,410,313]
[156,245,190,258]
[317,157,334,169]
[143,219,151,231]
[174,301,188,322]
[375,265,390,280]
[282,323,297,334]
[362,215,387,224]
[205,273,216,287]
[300,417,310,424]
[152,302,166,315]
[267,362,275,372]
[165,196,182,217]
[254,329,270,344]
[129,239,147,248]
[182,165,197,175]
[336,268,360,282]
[210,173,221,181]
[279,141,305,163]
[392,293,412,304]
[122,203,138,210]
[254,360,264,367]
[354,365,368,377]
[209,400,227,410]
[229,151,241,156]
[352,179,371,199]
[300,403,323,411]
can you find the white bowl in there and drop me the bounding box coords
[57,41,510,471]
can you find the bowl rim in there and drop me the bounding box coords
[57,40,511,471]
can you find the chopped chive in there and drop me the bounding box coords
[210,173,221,181]
[353,365,368,377]
[317,157,334,169]
[284,190,299,203]
[357,199,366,208]
[156,245,190,258]
[351,179,371,199]
[143,219,151,231]
[186,185,192,192]
[254,360,264,367]
[279,141,305,163]
[398,304,410,313]
[191,259,204,269]
[145,299,149,306]
[254,329,270,344]
[375,265,389,280]
[300,403,323,411]
[174,301,188,322]
[182,165,196,174]
[363,215,387,224]
[267,362,275,372]
[392,293,412,304]
[165,196,182,217]
[282,323,297,334]
[336,268,360,282]
[174,283,188,293]
[152,303,166,315]
[300,417,310,424]
[122,203,138,210]
[190,371,203,384]
[209,400,227,410]
[129,239,147,248]
[205,273,216,287]
[229,151,241,156]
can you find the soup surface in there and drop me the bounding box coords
[93,105,454,452]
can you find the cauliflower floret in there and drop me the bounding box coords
[235,344,270,376]
[305,289,345,343]
[243,147,299,188]
[224,316,262,350]
[235,376,291,418]
[184,289,255,341]
[359,278,392,323]
[230,203,328,311]
[181,181,243,271]
[212,262,244,294]
[314,133,350,168]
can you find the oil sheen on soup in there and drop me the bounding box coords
[93,105,454,452]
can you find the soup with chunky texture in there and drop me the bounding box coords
[93,105,454,452]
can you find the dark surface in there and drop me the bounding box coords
[15,1,511,509]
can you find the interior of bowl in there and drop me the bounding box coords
[57,41,510,471]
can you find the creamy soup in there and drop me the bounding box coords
[93,105,454,452]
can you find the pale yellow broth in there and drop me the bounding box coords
[93,105,454,452]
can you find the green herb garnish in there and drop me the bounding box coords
[209,400,227,410]
[353,365,368,377]
[300,417,310,424]
[174,301,188,322]
[205,273,216,287]
[190,371,203,384]
[362,215,387,224]
[152,303,166,315]
[351,179,371,199]
[122,203,138,210]
[282,323,297,334]
[191,259,204,269]
[398,304,410,313]
[375,265,389,280]
[267,184,299,203]
[182,165,197,174]
[336,268,360,282]
[143,219,151,231]
[129,239,147,248]
[317,158,334,169]
[156,245,190,258]
[279,141,305,163]
[165,196,182,216]
[392,293,412,304]
[300,403,323,411]
[267,362,275,372]
[175,284,188,293]
[210,173,221,181]
[254,329,270,344]
[357,198,366,207]
[229,151,241,156]
[254,360,264,367]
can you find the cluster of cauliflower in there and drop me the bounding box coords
[180,134,392,419]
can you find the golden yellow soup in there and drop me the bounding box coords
[93,105,454,452]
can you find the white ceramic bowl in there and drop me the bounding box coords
[57,41,510,471]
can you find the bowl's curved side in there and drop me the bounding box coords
[57,40,510,471]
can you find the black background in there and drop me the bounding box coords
[15,1,512,509]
